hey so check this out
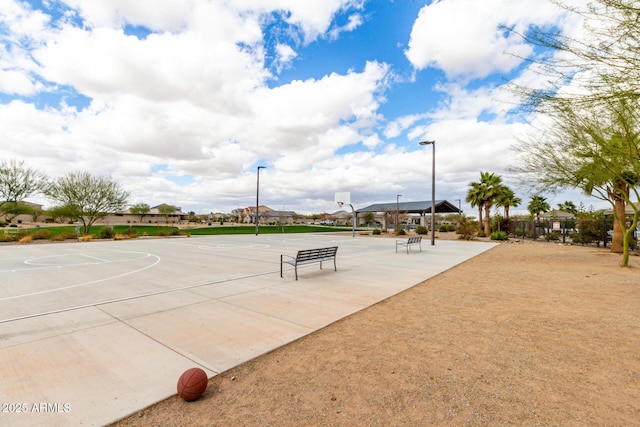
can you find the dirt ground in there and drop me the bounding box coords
[113,236,640,427]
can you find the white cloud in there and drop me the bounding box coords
[58,0,195,31]
[328,13,363,40]
[0,69,39,95]
[259,0,364,44]
[0,0,608,215]
[273,43,297,73]
[404,0,567,79]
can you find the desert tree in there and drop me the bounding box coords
[157,204,177,226]
[509,0,640,110]
[509,0,640,266]
[0,159,48,213]
[0,201,32,223]
[363,211,376,227]
[46,171,130,235]
[514,97,639,265]
[129,202,151,223]
[47,205,76,224]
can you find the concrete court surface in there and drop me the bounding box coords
[0,233,496,427]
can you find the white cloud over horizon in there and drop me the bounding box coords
[0,0,611,216]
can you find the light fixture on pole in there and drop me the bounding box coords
[255,165,266,236]
[419,140,436,246]
[396,194,402,233]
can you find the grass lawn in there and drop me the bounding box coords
[2,224,354,241]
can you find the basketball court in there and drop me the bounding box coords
[0,233,496,426]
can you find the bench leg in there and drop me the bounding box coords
[280,255,283,278]
[333,256,337,271]
[294,265,298,280]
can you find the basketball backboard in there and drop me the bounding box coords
[334,192,351,207]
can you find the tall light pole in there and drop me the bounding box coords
[419,140,436,246]
[255,165,266,235]
[456,198,462,216]
[396,194,402,233]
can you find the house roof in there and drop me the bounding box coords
[602,201,640,216]
[262,210,296,217]
[356,200,461,214]
[541,209,575,219]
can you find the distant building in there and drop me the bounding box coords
[0,201,44,223]
[541,209,575,220]
[356,200,461,228]
[104,204,189,225]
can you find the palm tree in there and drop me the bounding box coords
[528,195,550,221]
[467,172,504,237]
[495,186,521,221]
[557,201,578,215]
[465,182,484,226]
[479,171,503,237]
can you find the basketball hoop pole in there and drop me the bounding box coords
[338,202,355,238]
[349,203,355,237]
[255,165,265,236]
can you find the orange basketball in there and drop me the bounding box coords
[177,367,208,401]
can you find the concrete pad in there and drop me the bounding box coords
[124,298,313,373]
[0,320,213,427]
[218,281,371,329]
[0,234,496,426]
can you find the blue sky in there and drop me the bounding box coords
[0,0,600,215]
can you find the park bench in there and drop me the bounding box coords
[280,246,338,280]
[396,236,422,254]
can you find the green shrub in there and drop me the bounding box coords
[446,224,456,232]
[31,229,52,240]
[99,226,114,239]
[61,231,79,240]
[456,216,479,240]
[50,231,78,241]
[491,231,508,241]
[372,229,381,235]
[123,228,138,238]
[0,233,18,242]
[439,225,448,232]
[545,232,560,241]
[0,221,7,227]
[415,226,428,235]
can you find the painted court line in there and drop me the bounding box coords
[0,254,161,302]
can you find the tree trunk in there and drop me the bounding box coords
[484,202,491,237]
[610,198,625,253]
[478,206,483,227]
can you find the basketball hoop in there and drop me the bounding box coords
[337,201,344,208]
